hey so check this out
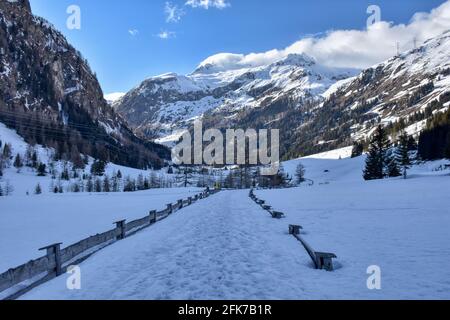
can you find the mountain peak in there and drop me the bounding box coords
[274,53,316,67]
[3,0,31,13]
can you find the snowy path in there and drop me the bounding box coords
[21,191,310,300]
[19,174,450,300]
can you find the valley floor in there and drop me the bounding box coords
[0,188,201,272]
[19,171,450,300]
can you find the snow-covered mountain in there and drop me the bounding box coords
[323,29,450,141]
[114,53,357,144]
[203,30,450,159]
[0,0,169,168]
[116,31,450,159]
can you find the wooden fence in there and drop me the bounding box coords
[249,189,337,271]
[0,188,219,300]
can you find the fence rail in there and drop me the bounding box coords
[249,189,337,271]
[0,188,219,300]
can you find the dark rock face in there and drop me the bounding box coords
[0,0,169,168]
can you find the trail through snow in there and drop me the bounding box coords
[21,191,308,300]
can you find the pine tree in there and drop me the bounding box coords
[91,160,106,176]
[72,182,81,193]
[103,175,111,192]
[387,156,401,178]
[13,154,23,172]
[351,141,364,158]
[363,126,390,180]
[2,143,12,160]
[37,163,47,176]
[396,132,412,179]
[407,136,418,151]
[34,183,42,195]
[61,166,70,180]
[295,163,306,184]
[111,176,120,192]
[86,176,94,193]
[123,176,136,192]
[31,151,38,168]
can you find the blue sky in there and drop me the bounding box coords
[29,0,448,94]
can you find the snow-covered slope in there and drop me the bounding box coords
[0,0,169,168]
[256,30,450,158]
[19,160,450,300]
[0,187,201,273]
[104,92,126,105]
[115,54,356,144]
[322,30,450,141]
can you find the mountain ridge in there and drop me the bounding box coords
[0,0,169,168]
[114,52,358,144]
[115,30,450,159]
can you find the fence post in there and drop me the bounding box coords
[188,197,192,205]
[149,210,157,224]
[114,220,126,240]
[289,225,302,235]
[194,195,199,201]
[39,243,62,276]
[167,204,173,215]
[178,199,183,209]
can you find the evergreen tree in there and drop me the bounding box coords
[34,183,42,195]
[31,151,38,168]
[351,141,364,158]
[61,166,70,180]
[116,170,122,179]
[37,163,47,176]
[103,175,111,192]
[363,126,390,181]
[13,154,23,172]
[72,182,81,193]
[407,136,418,151]
[396,132,412,178]
[111,176,120,192]
[86,176,94,193]
[91,160,106,176]
[272,165,290,187]
[295,163,306,185]
[2,143,12,160]
[387,156,401,178]
[123,176,136,192]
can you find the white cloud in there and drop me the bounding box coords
[157,30,176,39]
[128,29,139,36]
[185,0,230,10]
[197,0,450,70]
[165,2,185,23]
